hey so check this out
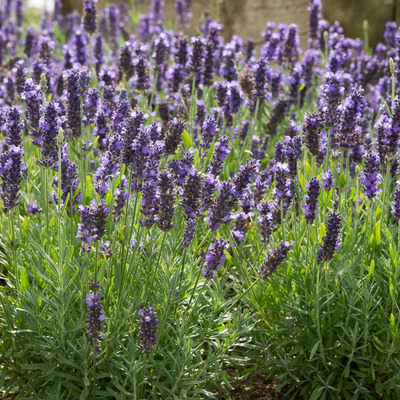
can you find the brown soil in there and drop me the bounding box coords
[216,372,302,400]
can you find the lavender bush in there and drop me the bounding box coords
[0,0,400,399]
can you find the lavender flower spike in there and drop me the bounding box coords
[321,169,334,192]
[27,202,43,214]
[0,146,24,213]
[181,167,203,219]
[202,238,229,279]
[200,115,219,154]
[165,118,186,155]
[258,241,293,279]
[189,37,207,75]
[65,67,82,138]
[82,0,97,34]
[302,177,320,224]
[181,218,196,247]
[391,182,400,221]
[138,305,159,354]
[77,200,110,251]
[157,170,176,232]
[360,151,381,199]
[86,284,105,353]
[207,134,231,178]
[5,106,24,148]
[317,212,342,264]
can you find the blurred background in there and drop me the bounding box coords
[30,0,400,48]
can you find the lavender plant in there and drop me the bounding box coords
[0,1,400,400]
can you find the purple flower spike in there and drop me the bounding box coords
[302,111,323,158]
[77,200,110,252]
[175,0,192,29]
[189,37,207,75]
[284,136,302,178]
[5,106,24,148]
[139,180,160,228]
[319,71,344,127]
[202,238,229,279]
[165,118,186,155]
[336,86,364,150]
[258,241,293,279]
[181,167,204,219]
[59,145,82,213]
[317,212,342,264]
[307,0,322,48]
[0,146,24,213]
[82,0,97,34]
[232,158,260,199]
[302,177,320,224]
[207,180,236,230]
[181,218,196,247]
[360,151,381,199]
[391,183,400,220]
[83,88,100,125]
[157,170,176,232]
[21,78,42,137]
[38,102,63,169]
[257,203,274,243]
[207,135,231,178]
[65,66,82,138]
[138,305,159,354]
[86,287,105,353]
[321,169,335,191]
[27,202,43,215]
[113,187,130,223]
[200,115,219,154]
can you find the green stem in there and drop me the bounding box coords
[140,353,148,399]
[119,172,135,291]
[324,128,331,173]
[381,162,391,227]
[190,75,197,135]
[361,201,371,277]
[149,70,159,111]
[224,277,262,315]
[143,231,166,304]
[94,241,99,283]
[177,246,187,293]
[316,265,328,368]
[44,166,50,250]
[92,344,96,400]
[306,224,311,263]
[10,210,19,295]
[324,262,332,332]
[57,135,65,353]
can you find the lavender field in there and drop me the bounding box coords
[0,0,400,399]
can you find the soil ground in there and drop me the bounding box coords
[216,371,302,400]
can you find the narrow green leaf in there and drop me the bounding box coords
[390,313,396,335]
[182,129,192,149]
[374,220,381,247]
[375,378,383,396]
[310,340,320,359]
[309,386,322,400]
[85,174,92,201]
[20,266,29,292]
[319,223,326,242]
[339,172,346,188]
